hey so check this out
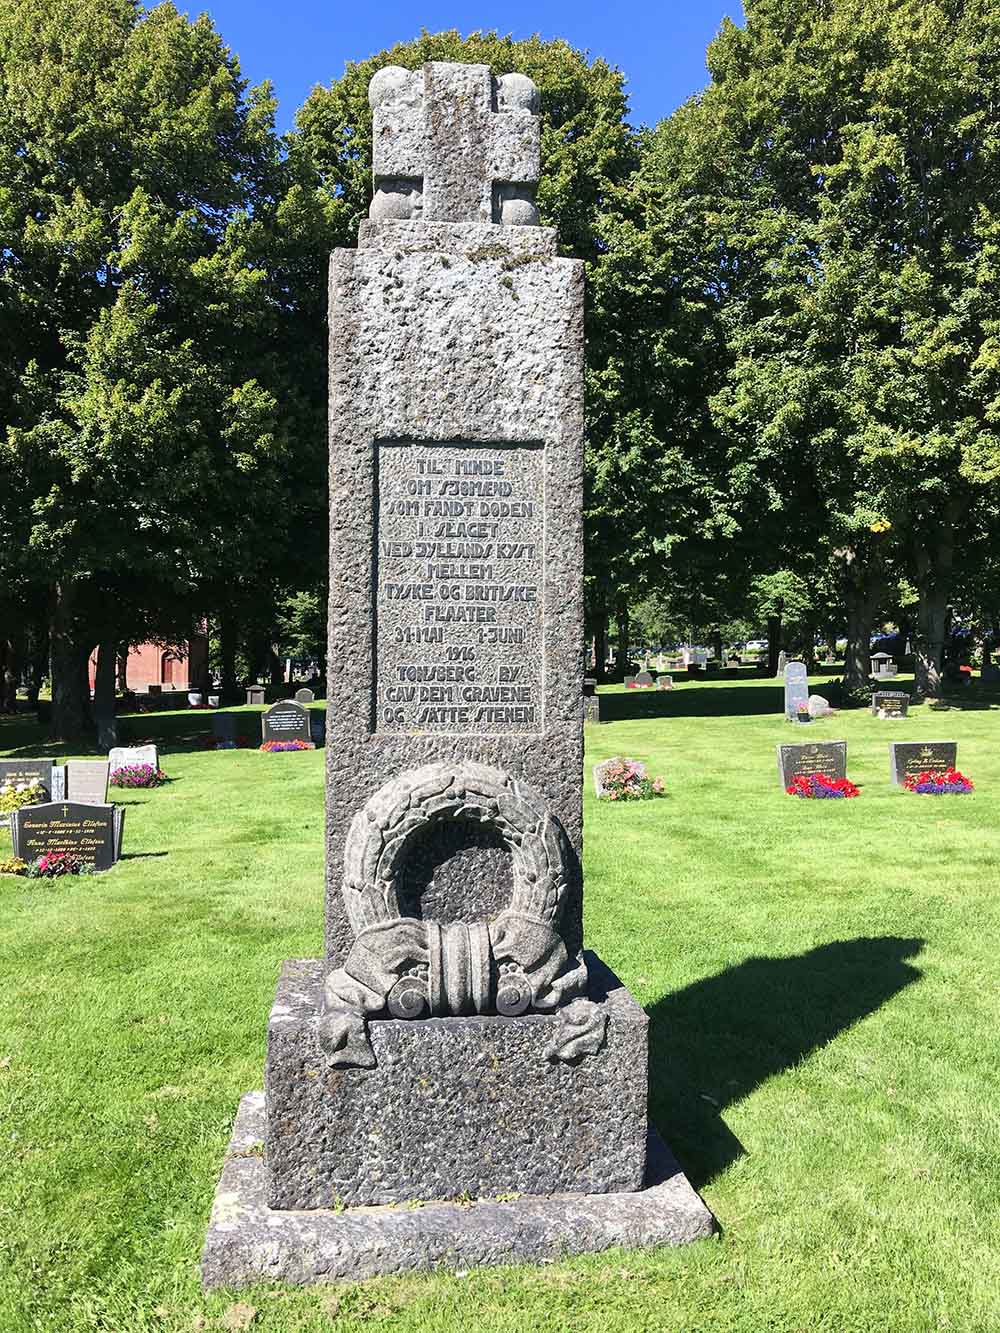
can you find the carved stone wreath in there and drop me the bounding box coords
[319,761,601,1067]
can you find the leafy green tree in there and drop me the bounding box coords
[0,0,329,738]
[647,0,1000,695]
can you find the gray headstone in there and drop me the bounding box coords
[776,741,848,789]
[783,661,809,719]
[889,741,957,785]
[211,712,239,740]
[11,801,123,871]
[261,700,311,745]
[246,686,266,706]
[657,675,674,690]
[776,650,787,677]
[0,759,54,801]
[294,688,315,704]
[634,671,654,687]
[65,760,110,805]
[871,690,909,719]
[108,744,158,774]
[206,58,712,1276]
[807,694,832,718]
[51,765,66,801]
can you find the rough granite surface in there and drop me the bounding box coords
[325,215,585,965]
[266,953,646,1208]
[201,1092,715,1288]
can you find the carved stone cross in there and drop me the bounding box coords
[368,61,541,226]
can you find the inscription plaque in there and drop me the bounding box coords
[375,440,544,735]
[777,741,848,789]
[889,741,957,785]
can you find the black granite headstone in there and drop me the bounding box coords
[871,690,910,718]
[0,759,54,800]
[776,740,848,789]
[261,700,311,744]
[889,740,957,785]
[11,801,123,870]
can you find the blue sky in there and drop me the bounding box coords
[196,1,745,133]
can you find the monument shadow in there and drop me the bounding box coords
[647,936,924,1188]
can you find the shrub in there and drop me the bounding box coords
[25,853,96,878]
[903,769,973,795]
[598,758,664,802]
[0,779,45,814]
[110,763,167,789]
[787,774,860,799]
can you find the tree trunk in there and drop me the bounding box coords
[614,597,630,679]
[843,593,874,692]
[594,612,608,679]
[913,511,957,698]
[117,644,129,693]
[220,609,238,701]
[914,587,948,696]
[93,639,118,751]
[766,615,781,677]
[710,628,723,662]
[49,583,93,741]
[0,632,16,713]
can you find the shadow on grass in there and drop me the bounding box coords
[119,851,168,860]
[597,683,783,721]
[648,935,924,1188]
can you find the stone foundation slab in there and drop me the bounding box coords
[201,1091,715,1287]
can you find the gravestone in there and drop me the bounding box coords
[776,650,787,677]
[623,675,636,688]
[211,712,239,747]
[783,660,809,719]
[203,58,711,1290]
[10,801,123,870]
[261,700,311,745]
[309,711,327,747]
[51,766,66,800]
[634,670,654,687]
[0,759,54,800]
[871,690,909,719]
[246,685,266,706]
[807,694,833,718]
[776,740,848,789]
[294,688,315,704]
[65,760,110,805]
[889,740,957,785]
[657,675,674,690]
[108,744,158,774]
[583,678,600,723]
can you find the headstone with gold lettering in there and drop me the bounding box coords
[11,801,123,870]
[777,740,848,789]
[202,58,711,1290]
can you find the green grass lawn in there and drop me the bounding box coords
[1,679,999,1332]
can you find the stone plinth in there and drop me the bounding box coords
[266,954,647,1209]
[201,1094,714,1288]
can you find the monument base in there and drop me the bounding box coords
[265,953,650,1207]
[201,1092,715,1287]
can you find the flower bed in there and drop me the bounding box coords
[597,758,664,801]
[199,733,254,750]
[260,739,315,753]
[0,779,45,814]
[110,763,168,789]
[903,769,973,795]
[787,774,860,799]
[0,857,27,878]
[25,853,96,878]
